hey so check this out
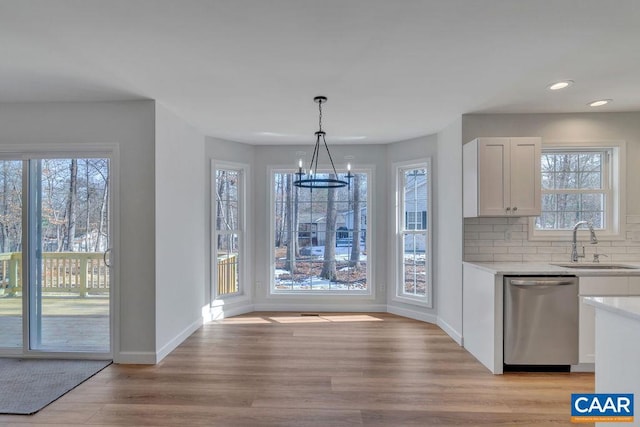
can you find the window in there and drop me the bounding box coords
[406,211,427,230]
[396,160,432,305]
[213,166,243,297]
[530,142,625,240]
[271,170,370,293]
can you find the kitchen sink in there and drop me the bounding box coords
[552,263,640,270]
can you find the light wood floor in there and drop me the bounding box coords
[0,312,594,426]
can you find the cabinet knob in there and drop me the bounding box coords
[506,207,511,211]
[513,206,518,211]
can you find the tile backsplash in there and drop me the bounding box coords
[464,215,640,263]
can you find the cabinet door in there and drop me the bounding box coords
[477,138,510,216]
[579,298,596,364]
[628,277,640,295]
[578,277,629,364]
[509,137,541,216]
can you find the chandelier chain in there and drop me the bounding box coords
[318,99,323,133]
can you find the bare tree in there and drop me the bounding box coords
[275,174,285,246]
[349,174,361,268]
[215,171,226,248]
[284,173,297,272]
[64,159,78,251]
[320,175,337,281]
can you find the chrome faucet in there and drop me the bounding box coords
[571,221,598,262]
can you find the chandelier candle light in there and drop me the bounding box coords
[294,96,353,189]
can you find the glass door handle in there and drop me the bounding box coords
[103,248,112,268]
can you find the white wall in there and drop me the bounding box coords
[0,101,157,363]
[386,135,439,323]
[462,113,640,264]
[435,118,464,344]
[252,144,388,311]
[155,103,206,361]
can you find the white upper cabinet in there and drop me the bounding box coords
[463,137,541,217]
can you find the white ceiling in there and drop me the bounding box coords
[1,1,639,144]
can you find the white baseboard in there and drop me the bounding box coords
[437,317,463,345]
[210,303,255,320]
[386,304,438,324]
[155,317,203,363]
[253,303,387,313]
[114,351,157,365]
[571,363,595,373]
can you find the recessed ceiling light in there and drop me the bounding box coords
[588,99,612,107]
[548,80,574,90]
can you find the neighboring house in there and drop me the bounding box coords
[341,174,428,252]
[298,212,347,247]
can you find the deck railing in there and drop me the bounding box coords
[0,252,109,297]
[217,253,238,296]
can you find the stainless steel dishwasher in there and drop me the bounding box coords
[504,276,579,366]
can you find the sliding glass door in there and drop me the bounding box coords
[0,156,111,355]
[0,160,24,349]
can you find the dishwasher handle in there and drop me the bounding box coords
[509,279,576,287]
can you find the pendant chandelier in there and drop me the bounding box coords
[294,96,353,189]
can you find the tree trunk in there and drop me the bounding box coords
[275,174,284,246]
[320,175,337,281]
[349,174,361,268]
[216,171,226,249]
[284,173,296,272]
[1,162,9,252]
[85,160,91,251]
[96,173,109,252]
[65,159,78,251]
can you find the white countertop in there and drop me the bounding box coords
[463,261,640,276]
[584,296,640,322]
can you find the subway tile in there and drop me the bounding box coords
[537,247,568,254]
[478,217,509,225]
[464,254,494,262]
[522,254,554,262]
[508,247,538,254]
[509,232,528,240]
[465,239,494,247]
[612,240,640,246]
[464,246,479,254]
[493,240,523,247]
[464,232,479,240]
[465,224,494,232]
[478,232,507,240]
[493,224,524,232]
[611,254,640,262]
[522,240,551,247]
[595,247,628,254]
[494,254,524,262]
[551,253,572,262]
[479,246,507,253]
[508,217,529,224]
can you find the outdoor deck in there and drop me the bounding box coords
[0,296,109,352]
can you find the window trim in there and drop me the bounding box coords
[393,158,433,307]
[268,165,374,296]
[528,141,626,241]
[211,160,249,301]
